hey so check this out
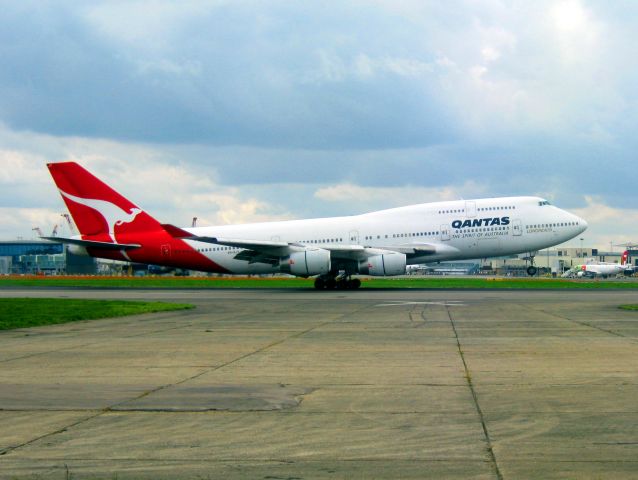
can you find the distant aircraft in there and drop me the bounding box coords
[44,162,588,289]
[406,264,432,275]
[564,251,635,278]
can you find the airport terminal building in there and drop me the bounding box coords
[483,247,638,276]
[0,240,95,275]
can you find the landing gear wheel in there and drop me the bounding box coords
[314,277,326,289]
[527,266,538,276]
[325,277,337,290]
[348,278,361,289]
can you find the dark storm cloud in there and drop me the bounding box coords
[0,2,457,149]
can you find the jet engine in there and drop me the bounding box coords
[358,252,406,276]
[280,248,331,277]
[67,244,90,256]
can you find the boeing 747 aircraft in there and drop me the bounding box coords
[45,162,588,289]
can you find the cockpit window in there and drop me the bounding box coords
[538,200,551,206]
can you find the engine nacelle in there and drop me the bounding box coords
[358,252,406,276]
[280,248,331,277]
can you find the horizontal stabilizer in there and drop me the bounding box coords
[160,226,291,251]
[41,236,141,250]
[161,224,194,239]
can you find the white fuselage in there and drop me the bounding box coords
[578,263,625,277]
[181,196,587,274]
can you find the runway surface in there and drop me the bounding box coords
[1,288,638,479]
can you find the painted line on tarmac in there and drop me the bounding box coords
[374,300,466,307]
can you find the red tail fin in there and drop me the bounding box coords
[621,250,629,266]
[47,162,163,243]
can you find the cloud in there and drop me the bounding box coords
[2,1,635,150]
[572,196,638,248]
[0,126,295,238]
[0,208,63,239]
[0,2,461,148]
[314,182,487,208]
[187,192,294,226]
[1,1,638,249]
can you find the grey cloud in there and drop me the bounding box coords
[0,2,458,149]
[2,1,638,244]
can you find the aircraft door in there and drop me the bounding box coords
[440,224,450,241]
[349,230,360,244]
[465,201,477,218]
[161,244,171,257]
[513,219,522,236]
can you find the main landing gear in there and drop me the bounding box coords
[526,253,538,276]
[314,274,361,290]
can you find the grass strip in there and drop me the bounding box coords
[361,277,638,289]
[619,305,638,311]
[0,298,194,330]
[1,275,638,289]
[0,275,312,289]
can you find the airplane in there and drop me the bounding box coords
[405,264,432,275]
[564,251,635,278]
[43,162,588,289]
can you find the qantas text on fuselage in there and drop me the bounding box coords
[45,162,588,289]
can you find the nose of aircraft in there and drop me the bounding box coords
[578,216,588,232]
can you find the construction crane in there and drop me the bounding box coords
[61,213,76,235]
[32,227,43,237]
[50,224,58,237]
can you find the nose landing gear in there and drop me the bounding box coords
[526,252,538,276]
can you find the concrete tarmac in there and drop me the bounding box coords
[1,288,638,479]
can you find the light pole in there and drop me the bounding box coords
[580,238,584,258]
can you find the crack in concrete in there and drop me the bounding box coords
[0,410,104,457]
[0,305,367,458]
[538,308,636,340]
[446,306,504,480]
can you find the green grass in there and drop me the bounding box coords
[1,275,638,289]
[361,277,638,289]
[619,305,638,311]
[0,298,194,330]
[0,275,312,289]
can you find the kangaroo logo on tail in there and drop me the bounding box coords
[59,189,142,242]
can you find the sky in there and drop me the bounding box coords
[1,0,637,250]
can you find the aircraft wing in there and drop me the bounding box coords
[325,242,457,260]
[193,236,291,252]
[376,242,460,257]
[162,224,458,265]
[162,224,287,253]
